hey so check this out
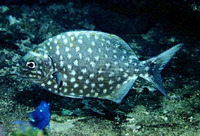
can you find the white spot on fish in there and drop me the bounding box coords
[64,39,68,44]
[62,35,66,39]
[98,77,104,81]
[125,63,129,67]
[90,61,96,67]
[70,88,74,92]
[65,47,70,52]
[119,68,123,72]
[64,88,68,92]
[56,50,60,55]
[85,79,90,84]
[70,92,75,96]
[70,77,76,83]
[76,46,80,52]
[95,56,99,61]
[79,53,82,59]
[99,84,104,87]
[113,50,117,53]
[135,69,139,72]
[108,80,114,85]
[57,35,61,39]
[91,41,95,46]
[87,48,92,54]
[94,92,98,97]
[89,74,94,78]
[106,40,111,44]
[54,84,58,89]
[60,55,63,60]
[63,82,67,86]
[91,83,95,88]
[71,70,76,76]
[109,86,113,90]
[81,68,87,74]
[94,35,98,40]
[67,65,72,70]
[116,84,121,88]
[114,61,118,65]
[79,90,83,93]
[78,39,83,44]
[78,76,83,80]
[109,72,115,77]
[37,71,42,75]
[74,32,79,37]
[74,60,78,66]
[105,63,110,68]
[54,39,58,44]
[145,67,149,71]
[139,73,143,77]
[47,81,52,85]
[85,57,90,62]
[117,77,121,81]
[86,33,90,39]
[63,74,67,79]
[123,73,128,78]
[91,89,95,93]
[69,43,73,47]
[67,32,72,36]
[98,69,103,74]
[103,89,107,93]
[60,61,64,67]
[123,50,127,54]
[84,85,88,89]
[70,36,75,41]
[144,73,149,78]
[67,54,72,59]
[106,47,109,51]
[74,83,79,88]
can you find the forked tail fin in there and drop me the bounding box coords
[140,43,183,98]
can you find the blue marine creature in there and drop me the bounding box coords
[29,101,51,129]
[13,101,51,130]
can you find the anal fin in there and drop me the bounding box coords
[106,76,138,103]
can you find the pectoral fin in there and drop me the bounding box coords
[52,72,63,87]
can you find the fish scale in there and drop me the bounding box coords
[18,31,183,103]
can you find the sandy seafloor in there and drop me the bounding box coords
[0,0,200,136]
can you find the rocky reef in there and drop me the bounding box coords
[0,0,200,135]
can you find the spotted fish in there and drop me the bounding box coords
[18,31,183,103]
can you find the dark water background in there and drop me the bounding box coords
[0,0,200,135]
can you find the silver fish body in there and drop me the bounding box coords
[19,31,183,103]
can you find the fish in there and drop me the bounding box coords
[18,30,183,103]
[13,101,51,130]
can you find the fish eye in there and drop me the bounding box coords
[26,60,36,70]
